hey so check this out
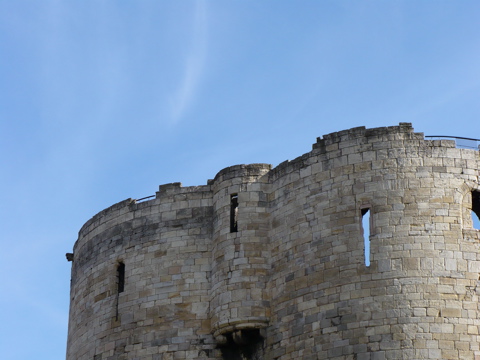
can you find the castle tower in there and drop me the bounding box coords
[66,123,480,359]
[210,164,271,353]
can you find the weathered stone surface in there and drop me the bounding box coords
[66,123,480,360]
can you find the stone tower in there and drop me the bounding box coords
[66,123,480,360]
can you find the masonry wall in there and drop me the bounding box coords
[67,184,216,360]
[67,123,480,360]
[210,164,271,341]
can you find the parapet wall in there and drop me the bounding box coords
[66,123,480,360]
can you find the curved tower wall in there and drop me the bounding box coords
[66,184,216,360]
[210,164,272,340]
[266,124,480,359]
[67,123,480,360]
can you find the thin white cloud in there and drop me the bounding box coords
[170,0,208,123]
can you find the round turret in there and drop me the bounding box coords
[209,164,272,344]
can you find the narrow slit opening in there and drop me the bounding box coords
[117,262,125,293]
[230,194,238,233]
[472,191,480,230]
[361,208,371,267]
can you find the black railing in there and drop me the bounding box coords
[425,136,480,150]
[135,195,155,202]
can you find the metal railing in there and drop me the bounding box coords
[133,135,478,204]
[135,195,155,202]
[425,136,480,150]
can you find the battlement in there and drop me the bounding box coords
[313,122,420,149]
[67,123,480,360]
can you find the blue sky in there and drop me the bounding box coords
[1,1,479,359]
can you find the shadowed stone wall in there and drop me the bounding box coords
[67,123,480,360]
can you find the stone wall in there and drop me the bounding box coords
[66,123,480,360]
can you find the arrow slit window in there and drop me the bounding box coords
[230,194,238,233]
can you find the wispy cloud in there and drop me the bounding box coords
[170,0,208,123]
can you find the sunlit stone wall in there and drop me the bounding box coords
[67,123,480,360]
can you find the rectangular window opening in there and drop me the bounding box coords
[117,262,125,293]
[230,194,238,233]
[472,191,480,230]
[361,208,371,267]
